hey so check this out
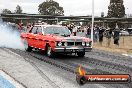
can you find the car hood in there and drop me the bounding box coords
[50,35,91,42]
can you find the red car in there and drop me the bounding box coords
[21,25,92,57]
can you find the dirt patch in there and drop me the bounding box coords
[93,36,132,54]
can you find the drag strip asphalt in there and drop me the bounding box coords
[4,48,132,88]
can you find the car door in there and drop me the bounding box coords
[27,26,38,47]
[35,26,46,50]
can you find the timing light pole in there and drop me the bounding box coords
[91,0,94,46]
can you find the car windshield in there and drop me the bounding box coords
[43,26,71,36]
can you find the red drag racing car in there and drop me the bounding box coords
[21,25,92,57]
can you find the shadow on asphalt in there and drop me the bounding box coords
[31,49,84,60]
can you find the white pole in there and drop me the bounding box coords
[91,0,94,46]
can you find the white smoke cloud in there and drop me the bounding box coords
[0,22,25,50]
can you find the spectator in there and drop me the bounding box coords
[105,28,112,47]
[28,23,34,33]
[93,26,99,42]
[27,23,31,31]
[98,27,105,45]
[86,26,91,38]
[113,27,120,46]
[17,23,23,33]
[67,24,73,33]
[72,26,77,36]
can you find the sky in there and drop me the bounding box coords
[0,0,132,16]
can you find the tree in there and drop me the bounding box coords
[15,5,22,14]
[107,0,125,28]
[2,9,12,14]
[108,0,125,18]
[1,9,13,22]
[38,0,64,15]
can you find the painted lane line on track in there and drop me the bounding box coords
[0,74,15,88]
[0,70,24,88]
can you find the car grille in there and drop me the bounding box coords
[75,42,82,46]
[66,39,83,42]
[67,42,74,46]
[67,42,82,46]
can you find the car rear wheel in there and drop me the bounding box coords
[26,46,33,52]
[77,52,85,57]
[46,45,55,57]
[23,40,32,52]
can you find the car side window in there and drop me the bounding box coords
[31,27,37,34]
[37,27,42,34]
[44,27,54,34]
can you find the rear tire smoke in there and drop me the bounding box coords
[0,22,25,50]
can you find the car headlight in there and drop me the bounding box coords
[82,42,85,46]
[86,42,89,46]
[58,42,62,46]
[64,42,67,46]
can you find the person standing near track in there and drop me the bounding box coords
[93,26,99,42]
[72,25,77,36]
[67,24,73,33]
[27,23,31,31]
[113,26,120,46]
[98,27,105,46]
[86,26,91,38]
[17,22,23,33]
[105,27,112,47]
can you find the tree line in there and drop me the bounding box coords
[1,0,126,28]
[2,5,23,14]
[1,0,64,16]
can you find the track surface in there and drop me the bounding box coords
[4,48,132,88]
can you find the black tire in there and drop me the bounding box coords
[77,52,85,57]
[23,40,32,52]
[46,45,55,57]
[26,46,33,52]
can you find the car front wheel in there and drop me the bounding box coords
[46,45,55,57]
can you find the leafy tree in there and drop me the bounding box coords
[2,9,12,14]
[15,5,22,14]
[108,0,125,18]
[1,9,13,22]
[107,0,125,28]
[38,0,64,15]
